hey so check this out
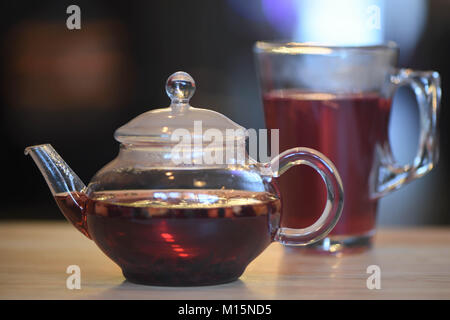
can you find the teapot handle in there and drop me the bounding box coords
[267,147,344,246]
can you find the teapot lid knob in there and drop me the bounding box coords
[165,71,196,106]
[115,71,245,144]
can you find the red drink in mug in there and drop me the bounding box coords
[255,42,441,253]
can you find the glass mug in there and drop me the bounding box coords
[254,41,441,253]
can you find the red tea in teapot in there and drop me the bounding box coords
[54,189,281,286]
[263,90,391,236]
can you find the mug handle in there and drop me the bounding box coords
[264,147,344,246]
[371,69,441,199]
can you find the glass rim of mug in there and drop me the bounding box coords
[254,41,398,55]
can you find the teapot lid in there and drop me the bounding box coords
[115,72,245,144]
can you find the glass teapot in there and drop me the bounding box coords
[25,72,344,286]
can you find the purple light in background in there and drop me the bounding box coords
[261,0,298,36]
[227,0,266,22]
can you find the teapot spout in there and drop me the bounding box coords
[25,144,90,238]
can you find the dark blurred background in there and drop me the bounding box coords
[1,0,449,226]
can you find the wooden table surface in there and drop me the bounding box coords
[1,221,449,300]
